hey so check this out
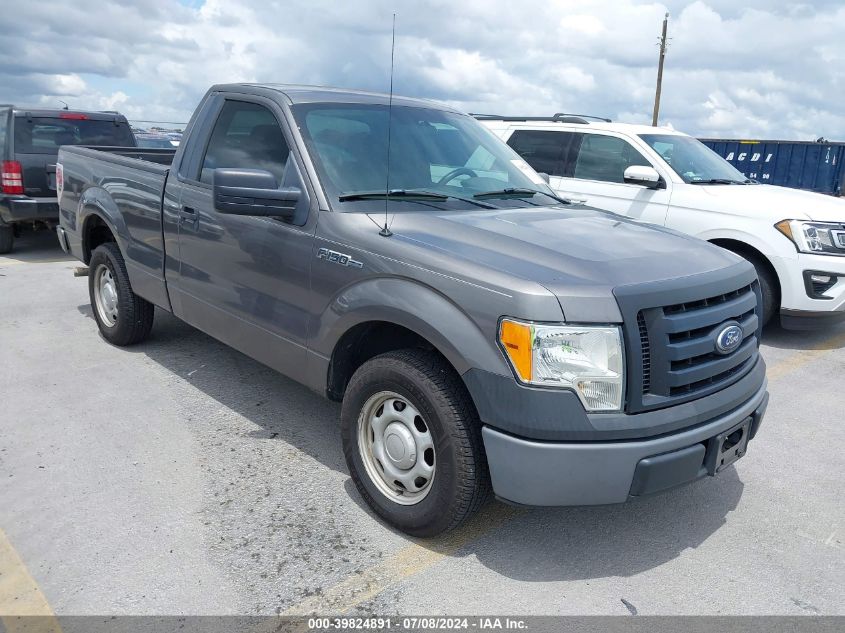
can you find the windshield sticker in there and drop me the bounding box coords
[510,159,545,185]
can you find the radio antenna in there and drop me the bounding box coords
[380,13,396,237]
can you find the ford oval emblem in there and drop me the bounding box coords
[715,324,743,355]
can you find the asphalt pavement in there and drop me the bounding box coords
[1,230,843,617]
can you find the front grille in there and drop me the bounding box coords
[618,275,762,413]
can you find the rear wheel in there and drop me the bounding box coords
[341,349,490,537]
[0,225,13,254]
[88,242,154,345]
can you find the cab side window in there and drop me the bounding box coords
[200,101,290,185]
[507,130,578,177]
[571,134,651,184]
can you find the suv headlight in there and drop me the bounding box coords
[775,220,845,256]
[498,319,624,412]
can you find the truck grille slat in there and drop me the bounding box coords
[620,279,762,413]
[661,291,757,333]
[667,339,756,386]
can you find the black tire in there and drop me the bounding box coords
[88,242,154,345]
[743,254,779,327]
[0,225,13,254]
[341,349,490,537]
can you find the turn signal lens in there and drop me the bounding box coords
[774,220,794,242]
[499,320,533,382]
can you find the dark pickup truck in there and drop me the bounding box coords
[57,84,768,536]
[0,106,134,253]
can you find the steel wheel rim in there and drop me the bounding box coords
[357,390,436,505]
[93,264,119,327]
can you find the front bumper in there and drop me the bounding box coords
[0,196,60,224]
[774,252,845,327]
[480,381,768,507]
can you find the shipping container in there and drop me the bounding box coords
[700,139,845,196]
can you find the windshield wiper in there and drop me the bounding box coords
[339,189,496,209]
[688,178,750,185]
[473,187,572,205]
[339,189,449,201]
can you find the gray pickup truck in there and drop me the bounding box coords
[57,84,768,536]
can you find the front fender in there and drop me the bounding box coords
[698,227,796,262]
[311,277,511,378]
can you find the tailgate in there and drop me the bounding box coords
[17,154,57,197]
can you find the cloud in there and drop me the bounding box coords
[0,0,843,140]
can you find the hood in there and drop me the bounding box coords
[679,183,845,222]
[385,205,747,321]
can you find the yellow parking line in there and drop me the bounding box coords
[0,529,62,632]
[766,331,845,382]
[283,504,524,616]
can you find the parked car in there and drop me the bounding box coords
[57,85,768,536]
[0,106,135,253]
[135,133,177,149]
[479,114,845,329]
[164,132,182,147]
[701,138,844,197]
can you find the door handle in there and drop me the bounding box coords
[178,205,199,230]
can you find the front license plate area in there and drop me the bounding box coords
[706,418,751,475]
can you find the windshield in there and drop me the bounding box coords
[292,103,558,210]
[639,134,750,184]
[13,116,135,154]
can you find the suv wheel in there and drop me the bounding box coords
[0,225,13,254]
[341,349,490,536]
[88,242,154,345]
[743,254,778,327]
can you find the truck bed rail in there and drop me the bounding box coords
[75,145,177,166]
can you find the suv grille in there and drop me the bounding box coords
[617,275,762,413]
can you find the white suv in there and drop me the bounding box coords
[479,114,845,329]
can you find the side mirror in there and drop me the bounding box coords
[213,168,300,218]
[623,165,663,189]
[537,172,551,184]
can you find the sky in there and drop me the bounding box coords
[1,0,843,140]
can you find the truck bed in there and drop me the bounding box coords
[58,144,177,312]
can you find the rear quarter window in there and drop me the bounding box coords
[13,117,135,154]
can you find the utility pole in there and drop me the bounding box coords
[652,12,669,127]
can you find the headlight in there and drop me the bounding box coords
[498,319,624,412]
[775,220,845,256]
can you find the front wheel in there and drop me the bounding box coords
[742,255,779,327]
[341,350,490,537]
[88,242,154,345]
